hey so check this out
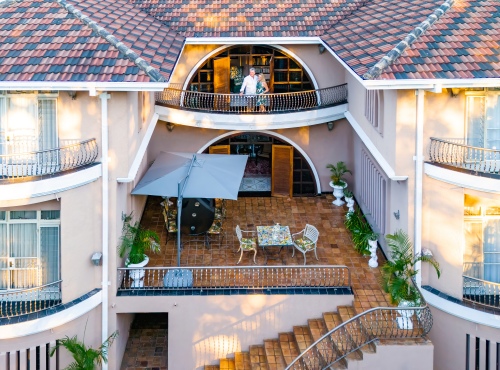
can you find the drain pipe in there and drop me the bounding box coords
[414,89,425,287]
[100,92,111,369]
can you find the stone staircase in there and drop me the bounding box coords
[204,305,381,370]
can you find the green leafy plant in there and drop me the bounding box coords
[326,161,352,186]
[50,331,118,370]
[381,230,441,305]
[118,212,160,265]
[344,208,373,255]
[343,189,353,198]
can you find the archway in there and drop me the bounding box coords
[198,131,321,196]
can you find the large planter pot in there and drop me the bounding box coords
[329,181,347,206]
[126,255,149,288]
[396,299,416,329]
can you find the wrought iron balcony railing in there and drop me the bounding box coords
[0,280,62,318]
[117,265,351,292]
[463,262,500,310]
[429,137,500,174]
[285,279,433,369]
[155,84,348,114]
[0,138,98,180]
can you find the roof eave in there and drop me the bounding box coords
[0,81,170,93]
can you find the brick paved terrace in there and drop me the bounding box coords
[139,195,393,311]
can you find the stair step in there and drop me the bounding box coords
[337,306,375,356]
[205,366,219,370]
[249,345,268,369]
[323,312,344,332]
[308,318,348,369]
[279,332,300,366]
[293,325,313,353]
[234,352,251,370]
[264,339,286,370]
[220,358,236,370]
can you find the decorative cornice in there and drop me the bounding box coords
[56,0,167,82]
[362,0,455,80]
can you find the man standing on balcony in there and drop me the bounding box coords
[239,68,258,111]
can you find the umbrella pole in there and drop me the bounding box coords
[176,155,198,267]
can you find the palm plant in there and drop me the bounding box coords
[326,161,352,186]
[118,213,160,265]
[344,208,373,255]
[381,230,441,305]
[50,331,118,370]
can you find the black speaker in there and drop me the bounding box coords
[180,198,215,235]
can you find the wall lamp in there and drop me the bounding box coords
[318,45,326,54]
[326,121,334,131]
[393,210,400,220]
[91,252,102,266]
[166,122,175,132]
[67,91,77,100]
[450,88,460,98]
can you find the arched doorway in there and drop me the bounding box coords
[187,45,315,94]
[204,132,318,197]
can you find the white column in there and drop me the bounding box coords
[100,92,111,369]
[414,89,425,287]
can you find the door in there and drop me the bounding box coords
[213,57,230,110]
[271,145,293,197]
[209,145,230,154]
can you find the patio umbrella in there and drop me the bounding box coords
[132,151,248,267]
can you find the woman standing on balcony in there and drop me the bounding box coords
[256,74,269,112]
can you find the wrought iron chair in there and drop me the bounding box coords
[235,225,257,264]
[292,224,319,265]
[207,219,224,247]
[162,208,177,244]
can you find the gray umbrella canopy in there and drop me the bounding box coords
[131,152,248,200]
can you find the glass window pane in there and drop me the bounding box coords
[41,210,60,220]
[466,96,485,147]
[0,211,5,220]
[40,227,59,285]
[10,211,36,220]
[9,224,37,257]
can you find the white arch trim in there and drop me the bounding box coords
[198,130,321,194]
[182,45,319,91]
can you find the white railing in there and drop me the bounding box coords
[0,280,62,317]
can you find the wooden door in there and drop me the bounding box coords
[213,57,230,110]
[271,145,293,197]
[209,145,230,154]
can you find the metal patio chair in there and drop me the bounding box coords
[235,225,257,264]
[292,224,319,265]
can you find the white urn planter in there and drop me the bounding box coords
[329,181,347,206]
[368,239,378,268]
[396,300,417,329]
[126,255,149,288]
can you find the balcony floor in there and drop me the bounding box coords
[140,195,393,312]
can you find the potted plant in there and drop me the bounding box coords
[381,229,441,328]
[326,161,352,206]
[343,189,355,213]
[366,232,379,268]
[118,213,160,287]
[50,330,118,370]
[344,208,372,256]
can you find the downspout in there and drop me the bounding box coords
[100,92,111,369]
[414,89,425,286]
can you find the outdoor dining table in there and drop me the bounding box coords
[256,225,294,264]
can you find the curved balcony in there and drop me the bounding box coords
[429,137,500,175]
[0,280,62,318]
[463,262,499,312]
[0,138,99,181]
[155,85,348,130]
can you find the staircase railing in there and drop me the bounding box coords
[0,138,99,179]
[286,281,433,369]
[155,84,348,114]
[117,265,351,291]
[429,137,500,174]
[0,280,62,317]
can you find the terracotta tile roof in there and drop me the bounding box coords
[0,0,185,82]
[321,0,500,80]
[131,0,368,37]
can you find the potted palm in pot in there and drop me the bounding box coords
[343,189,355,213]
[381,229,441,329]
[118,213,160,287]
[326,161,352,206]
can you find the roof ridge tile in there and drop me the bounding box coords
[362,0,455,80]
[56,0,166,82]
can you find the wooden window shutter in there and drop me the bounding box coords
[213,57,230,110]
[271,145,293,197]
[209,145,230,154]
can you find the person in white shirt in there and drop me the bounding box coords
[239,68,258,95]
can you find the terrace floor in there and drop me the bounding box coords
[141,195,393,312]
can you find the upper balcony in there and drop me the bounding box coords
[426,137,500,193]
[154,84,348,130]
